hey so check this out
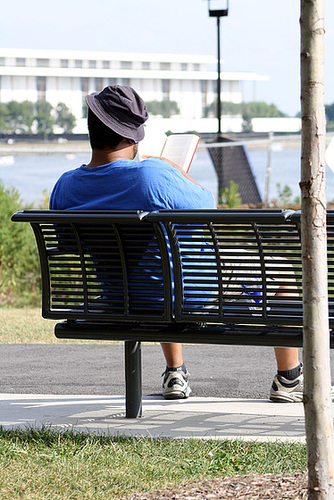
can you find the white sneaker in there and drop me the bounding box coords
[270,371,303,403]
[162,369,192,399]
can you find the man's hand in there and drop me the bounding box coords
[141,154,182,171]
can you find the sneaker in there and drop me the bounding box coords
[270,370,303,403]
[162,369,192,399]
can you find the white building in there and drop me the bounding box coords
[0,48,269,133]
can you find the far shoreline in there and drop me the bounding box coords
[0,133,332,154]
[0,137,301,154]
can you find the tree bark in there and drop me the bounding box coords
[300,0,334,498]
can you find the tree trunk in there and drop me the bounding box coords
[300,0,334,498]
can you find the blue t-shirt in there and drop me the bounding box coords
[50,158,215,210]
[50,158,216,310]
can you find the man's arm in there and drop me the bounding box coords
[141,155,217,207]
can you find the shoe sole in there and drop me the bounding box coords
[270,391,303,403]
[163,387,192,400]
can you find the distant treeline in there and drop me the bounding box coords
[2,98,334,137]
[0,100,76,135]
[325,102,334,122]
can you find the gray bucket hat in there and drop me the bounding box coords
[85,85,148,142]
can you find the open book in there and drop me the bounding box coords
[138,132,200,173]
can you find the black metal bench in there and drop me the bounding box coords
[12,209,334,418]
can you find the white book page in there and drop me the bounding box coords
[326,137,334,173]
[161,134,200,172]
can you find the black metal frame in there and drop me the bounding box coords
[11,209,334,418]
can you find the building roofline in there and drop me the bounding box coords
[0,47,216,64]
[0,48,269,82]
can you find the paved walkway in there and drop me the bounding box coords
[0,393,309,442]
[2,345,334,442]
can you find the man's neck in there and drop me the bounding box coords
[85,141,137,168]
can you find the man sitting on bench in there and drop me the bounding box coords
[49,85,303,403]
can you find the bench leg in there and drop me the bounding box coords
[124,341,142,418]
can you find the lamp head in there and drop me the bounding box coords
[207,0,229,17]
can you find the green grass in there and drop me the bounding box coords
[0,307,110,344]
[0,427,307,499]
[0,309,307,497]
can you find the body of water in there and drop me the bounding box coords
[1,145,334,206]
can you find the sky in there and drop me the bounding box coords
[1,0,334,117]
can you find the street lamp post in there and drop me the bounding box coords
[205,1,262,206]
[208,0,229,137]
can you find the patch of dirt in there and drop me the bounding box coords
[125,472,308,499]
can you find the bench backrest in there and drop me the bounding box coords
[147,209,303,325]
[12,209,334,328]
[12,211,173,322]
